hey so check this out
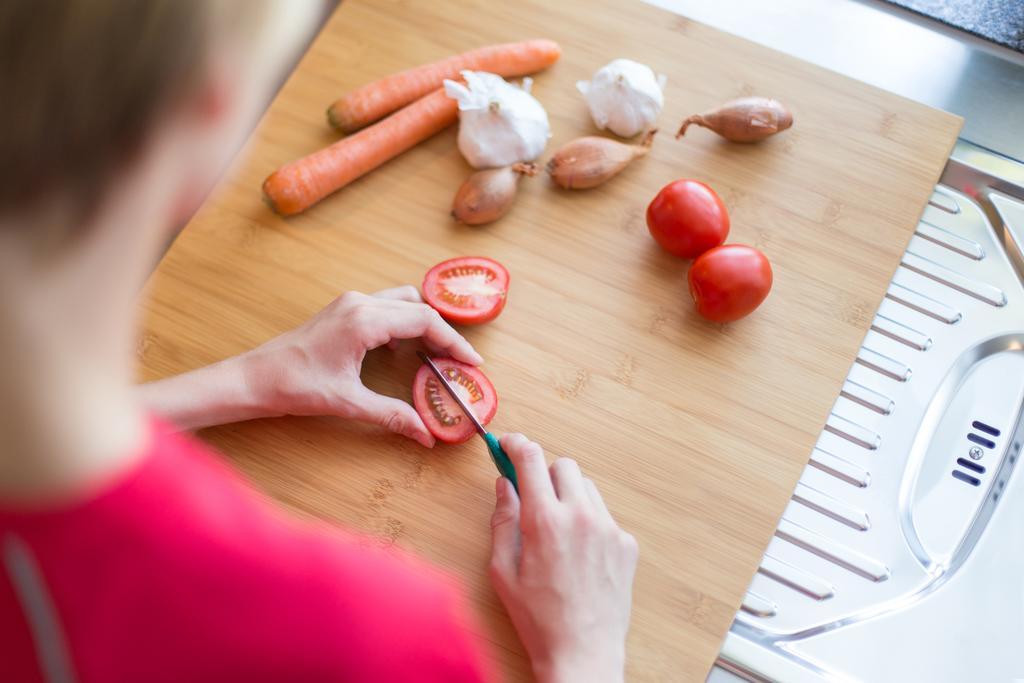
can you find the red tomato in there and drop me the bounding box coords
[413,358,498,443]
[646,180,730,259]
[422,256,509,325]
[688,244,773,322]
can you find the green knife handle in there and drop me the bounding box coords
[484,432,519,494]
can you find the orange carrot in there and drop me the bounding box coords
[326,39,561,133]
[264,89,457,216]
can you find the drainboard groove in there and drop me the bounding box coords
[856,347,911,382]
[928,189,960,215]
[841,379,895,415]
[740,591,777,618]
[792,483,870,530]
[915,220,985,260]
[901,251,1007,307]
[870,314,933,351]
[776,520,890,582]
[808,448,870,488]
[757,555,835,601]
[825,414,881,450]
[885,283,962,324]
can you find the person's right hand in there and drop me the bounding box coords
[488,434,639,683]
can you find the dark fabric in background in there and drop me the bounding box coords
[883,0,1024,52]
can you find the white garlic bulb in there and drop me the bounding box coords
[577,58,666,138]
[444,70,551,169]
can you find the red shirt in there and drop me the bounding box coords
[0,419,492,682]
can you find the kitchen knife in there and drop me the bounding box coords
[416,351,519,493]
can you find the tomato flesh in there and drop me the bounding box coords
[688,244,772,323]
[422,256,509,325]
[647,180,729,259]
[413,358,497,444]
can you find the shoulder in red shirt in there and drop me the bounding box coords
[0,419,493,683]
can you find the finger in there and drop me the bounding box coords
[422,338,446,356]
[381,303,484,366]
[371,294,419,351]
[489,477,521,582]
[371,285,422,304]
[500,433,556,509]
[357,300,483,365]
[584,478,615,524]
[345,386,435,448]
[549,458,587,505]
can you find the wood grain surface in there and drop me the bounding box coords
[137,0,961,679]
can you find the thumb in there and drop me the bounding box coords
[489,477,521,584]
[346,386,435,448]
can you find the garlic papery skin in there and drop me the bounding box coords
[576,58,666,138]
[444,70,551,169]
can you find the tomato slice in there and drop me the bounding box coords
[422,256,509,325]
[413,358,498,444]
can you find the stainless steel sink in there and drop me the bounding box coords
[716,143,1024,682]
[636,0,1024,679]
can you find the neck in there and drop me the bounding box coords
[0,192,164,502]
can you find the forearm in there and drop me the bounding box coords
[533,653,626,683]
[136,352,281,430]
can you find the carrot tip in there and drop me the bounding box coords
[326,105,345,133]
[261,184,283,216]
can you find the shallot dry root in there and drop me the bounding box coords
[677,97,792,143]
[451,162,538,225]
[546,128,657,190]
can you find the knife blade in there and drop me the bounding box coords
[416,351,518,492]
[417,351,487,437]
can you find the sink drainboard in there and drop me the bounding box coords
[713,144,1024,683]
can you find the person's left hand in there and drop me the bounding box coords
[243,286,482,447]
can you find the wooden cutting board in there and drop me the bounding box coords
[137,0,961,679]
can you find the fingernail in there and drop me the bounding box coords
[471,351,484,365]
[495,477,506,500]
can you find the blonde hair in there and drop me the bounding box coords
[0,0,258,225]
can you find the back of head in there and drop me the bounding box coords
[0,2,215,228]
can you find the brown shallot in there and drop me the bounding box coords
[451,162,538,225]
[546,129,657,190]
[676,97,792,143]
